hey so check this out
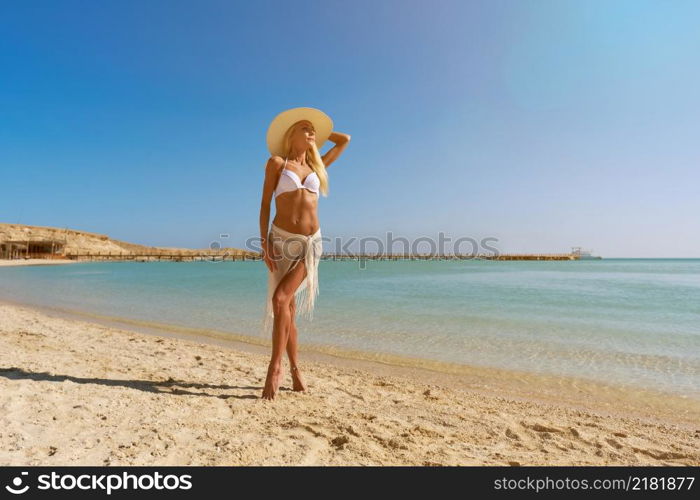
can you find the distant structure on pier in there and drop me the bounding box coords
[571,247,602,260]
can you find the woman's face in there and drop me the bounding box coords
[291,120,316,151]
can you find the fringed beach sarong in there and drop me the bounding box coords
[261,223,323,337]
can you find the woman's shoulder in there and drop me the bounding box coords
[265,155,286,174]
[262,157,285,196]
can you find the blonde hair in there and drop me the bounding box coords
[281,122,329,196]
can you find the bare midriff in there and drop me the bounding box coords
[272,190,319,236]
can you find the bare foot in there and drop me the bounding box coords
[291,365,307,392]
[262,362,282,400]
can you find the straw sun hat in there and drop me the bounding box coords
[266,106,334,157]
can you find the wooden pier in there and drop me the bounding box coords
[62,251,582,262]
[63,251,257,262]
[320,253,578,261]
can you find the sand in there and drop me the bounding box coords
[0,259,78,267]
[0,301,698,466]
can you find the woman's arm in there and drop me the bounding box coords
[321,131,351,168]
[259,156,283,270]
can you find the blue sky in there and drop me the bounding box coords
[2,0,698,257]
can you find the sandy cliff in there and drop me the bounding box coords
[0,223,251,257]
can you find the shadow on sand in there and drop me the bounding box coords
[0,366,269,400]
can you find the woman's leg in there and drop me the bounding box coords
[286,295,308,391]
[261,258,308,400]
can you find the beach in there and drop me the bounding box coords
[0,259,78,267]
[1,300,698,466]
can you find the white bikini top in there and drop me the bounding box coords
[274,157,320,198]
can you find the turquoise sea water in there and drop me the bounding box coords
[1,259,699,398]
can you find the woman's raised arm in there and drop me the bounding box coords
[321,131,351,168]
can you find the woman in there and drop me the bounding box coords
[259,107,351,400]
